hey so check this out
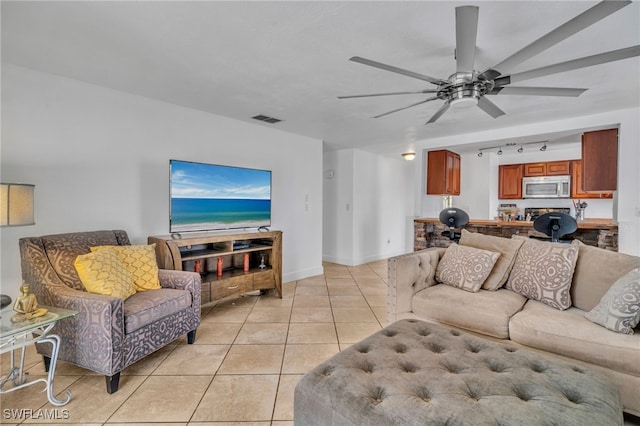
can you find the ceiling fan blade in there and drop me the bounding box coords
[338,89,438,99]
[455,6,479,72]
[349,56,447,86]
[500,45,640,84]
[477,96,506,118]
[489,86,587,97]
[487,1,631,76]
[426,102,450,124]
[373,96,438,119]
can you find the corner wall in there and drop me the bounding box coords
[323,148,414,266]
[1,64,324,300]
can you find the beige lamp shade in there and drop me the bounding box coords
[1,183,35,226]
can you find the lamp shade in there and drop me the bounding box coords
[1,183,35,226]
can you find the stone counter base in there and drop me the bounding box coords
[415,222,618,251]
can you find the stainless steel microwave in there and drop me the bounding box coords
[522,175,571,198]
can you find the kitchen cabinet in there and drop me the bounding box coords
[570,160,613,199]
[498,164,523,199]
[546,160,571,176]
[582,129,618,192]
[523,160,570,177]
[523,163,546,177]
[426,149,460,195]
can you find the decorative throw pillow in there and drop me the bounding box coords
[75,249,137,299]
[459,229,524,291]
[91,244,161,291]
[506,238,580,310]
[585,268,640,335]
[435,244,501,292]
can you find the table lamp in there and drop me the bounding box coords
[1,183,35,226]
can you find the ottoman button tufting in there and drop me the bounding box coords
[294,320,623,425]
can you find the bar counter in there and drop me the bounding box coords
[414,218,618,251]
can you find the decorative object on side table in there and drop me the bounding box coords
[0,295,12,310]
[11,283,48,323]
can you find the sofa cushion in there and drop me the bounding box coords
[571,241,640,311]
[91,244,161,291]
[74,249,137,299]
[435,243,501,292]
[509,300,640,377]
[585,268,640,335]
[124,288,192,333]
[459,229,524,290]
[506,238,579,310]
[412,285,527,339]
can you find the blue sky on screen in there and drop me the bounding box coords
[171,160,271,199]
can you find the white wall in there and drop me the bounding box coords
[323,148,413,265]
[322,149,354,264]
[1,64,324,300]
[415,107,640,255]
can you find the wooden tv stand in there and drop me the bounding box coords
[148,230,282,304]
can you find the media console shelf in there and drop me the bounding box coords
[148,230,282,304]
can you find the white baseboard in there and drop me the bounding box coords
[322,249,407,267]
[283,265,324,283]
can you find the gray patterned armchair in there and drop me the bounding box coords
[19,230,201,393]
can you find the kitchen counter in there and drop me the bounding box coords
[414,218,617,230]
[414,218,618,251]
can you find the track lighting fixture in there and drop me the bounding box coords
[477,140,551,158]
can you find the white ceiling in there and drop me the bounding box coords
[2,1,639,156]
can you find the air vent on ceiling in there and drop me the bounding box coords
[252,114,283,124]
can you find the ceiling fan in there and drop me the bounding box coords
[339,1,640,124]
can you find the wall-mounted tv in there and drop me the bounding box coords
[170,160,271,233]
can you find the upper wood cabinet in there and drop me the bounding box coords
[582,129,618,192]
[570,160,613,199]
[546,160,571,176]
[523,160,570,177]
[498,164,523,199]
[426,150,461,195]
[523,163,546,177]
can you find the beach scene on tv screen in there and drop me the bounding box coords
[170,161,271,232]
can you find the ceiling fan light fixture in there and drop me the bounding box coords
[401,152,416,161]
[449,96,478,109]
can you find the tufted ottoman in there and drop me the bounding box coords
[294,319,622,425]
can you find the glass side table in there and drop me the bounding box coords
[1,306,78,406]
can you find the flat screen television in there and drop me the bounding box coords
[170,159,271,233]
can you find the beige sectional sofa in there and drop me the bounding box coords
[388,230,640,415]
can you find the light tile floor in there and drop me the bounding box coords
[2,260,638,425]
[0,261,389,425]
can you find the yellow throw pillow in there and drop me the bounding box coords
[75,250,137,299]
[91,244,161,291]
